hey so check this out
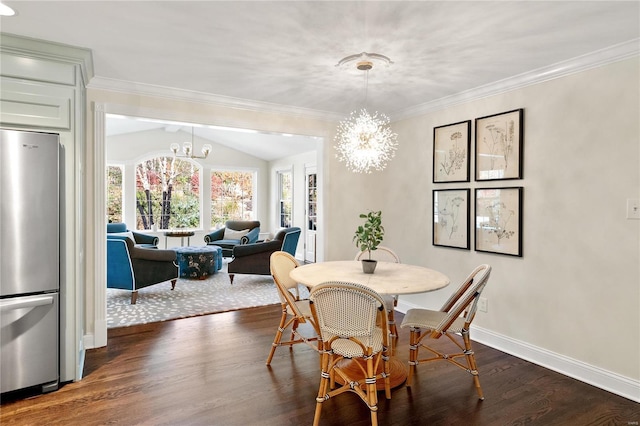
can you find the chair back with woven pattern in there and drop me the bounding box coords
[433,264,491,337]
[310,281,386,349]
[267,251,320,366]
[309,281,391,425]
[354,245,400,263]
[270,251,302,312]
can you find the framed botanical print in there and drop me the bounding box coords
[474,187,523,257]
[433,120,471,183]
[433,188,470,250]
[475,109,523,181]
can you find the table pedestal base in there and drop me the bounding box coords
[334,356,407,390]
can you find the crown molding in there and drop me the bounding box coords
[87,39,638,124]
[392,38,640,121]
[87,76,342,123]
[0,32,94,86]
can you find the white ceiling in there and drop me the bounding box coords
[2,1,638,160]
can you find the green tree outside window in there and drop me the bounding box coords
[135,157,200,230]
[211,171,254,228]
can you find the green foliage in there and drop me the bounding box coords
[133,156,201,230]
[106,166,123,223]
[210,171,254,228]
[353,210,384,260]
[170,195,200,228]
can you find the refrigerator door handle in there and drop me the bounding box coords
[0,295,55,312]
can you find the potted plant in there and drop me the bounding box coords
[353,210,384,274]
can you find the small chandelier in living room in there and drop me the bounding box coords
[334,52,398,174]
[170,127,212,159]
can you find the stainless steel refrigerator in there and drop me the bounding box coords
[0,129,60,394]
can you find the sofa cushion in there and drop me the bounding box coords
[224,228,249,240]
[109,231,135,244]
[214,239,242,247]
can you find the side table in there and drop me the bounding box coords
[163,230,195,248]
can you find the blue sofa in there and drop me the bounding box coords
[204,220,261,257]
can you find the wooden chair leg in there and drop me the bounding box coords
[313,351,331,426]
[388,309,398,341]
[170,279,177,290]
[316,339,323,369]
[383,347,391,400]
[229,274,235,284]
[266,308,288,366]
[407,326,422,386]
[462,329,484,400]
[387,309,398,355]
[366,354,379,426]
[290,318,300,346]
[130,290,138,305]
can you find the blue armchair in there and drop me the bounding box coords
[204,220,261,257]
[107,222,158,248]
[107,236,179,304]
[227,227,301,284]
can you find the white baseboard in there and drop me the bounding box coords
[472,326,640,403]
[84,317,107,351]
[396,301,640,403]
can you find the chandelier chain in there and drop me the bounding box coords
[364,70,369,109]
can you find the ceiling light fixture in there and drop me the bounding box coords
[334,52,398,174]
[0,2,15,16]
[170,127,212,159]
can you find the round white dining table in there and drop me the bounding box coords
[289,260,450,389]
[289,260,450,295]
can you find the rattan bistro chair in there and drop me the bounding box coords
[355,246,401,343]
[400,264,492,400]
[266,251,320,366]
[309,281,391,426]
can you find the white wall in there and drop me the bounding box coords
[325,57,640,398]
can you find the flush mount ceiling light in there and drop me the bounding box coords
[0,2,16,16]
[334,52,398,174]
[170,127,212,159]
[335,52,393,72]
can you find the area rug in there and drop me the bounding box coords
[106,270,288,328]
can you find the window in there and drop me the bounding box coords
[210,170,255,228]
[135,157,200,230]
[278,170,292,228]
[307,172,317,231]
[107,165,123,223]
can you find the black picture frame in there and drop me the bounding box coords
[433,120,471,183]
[433,188,470,250]
[475,109,523,181]
[474,187,523,257]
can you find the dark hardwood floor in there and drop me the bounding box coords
[1,305,638,425]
